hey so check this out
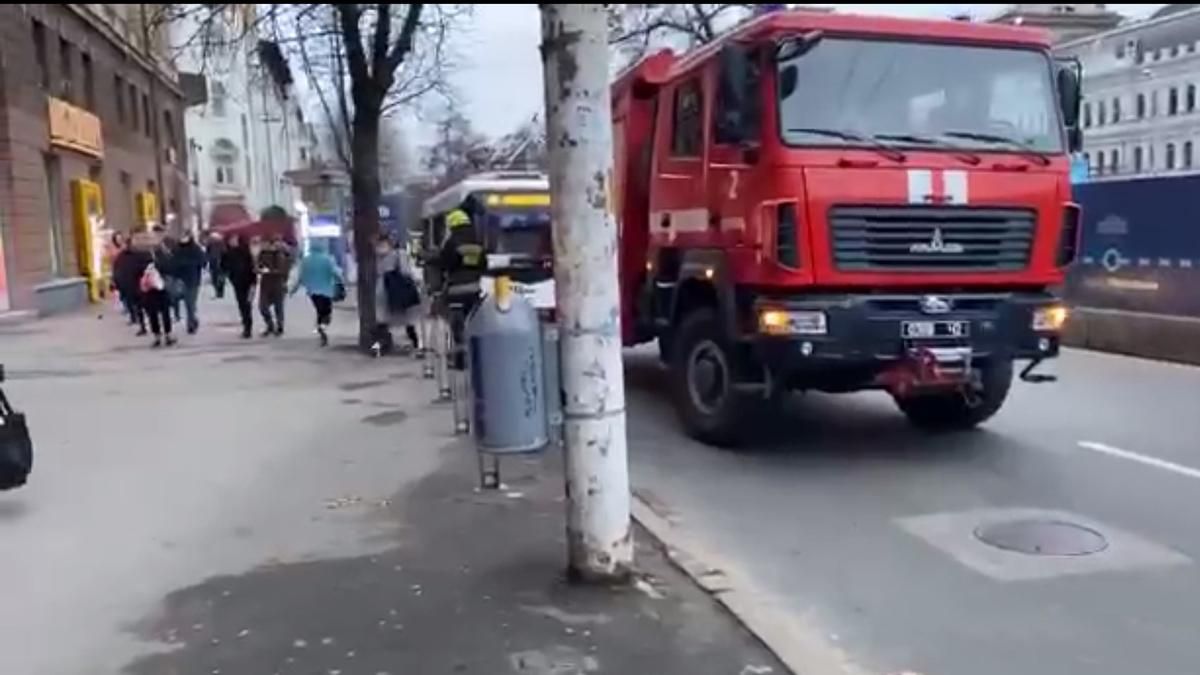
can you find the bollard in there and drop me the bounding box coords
[434,316,451,402]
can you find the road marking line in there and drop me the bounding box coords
[1078,441,1200,481]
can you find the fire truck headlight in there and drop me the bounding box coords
[759,309,827,336]
[1032,305,1069,332]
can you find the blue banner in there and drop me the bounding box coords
[1067,176,1200,317]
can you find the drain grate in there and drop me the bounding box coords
[974,519,1108,557]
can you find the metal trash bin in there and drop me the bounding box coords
[467,277,549,454]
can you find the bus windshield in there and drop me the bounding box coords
[483,205,552,258]
[777,38,1064,154]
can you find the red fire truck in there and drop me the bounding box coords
[611,11,1081,445]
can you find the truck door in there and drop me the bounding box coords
[708,54,761,249]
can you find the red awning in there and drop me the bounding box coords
[208,203,253,229]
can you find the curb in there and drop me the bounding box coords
[631,493,870,675]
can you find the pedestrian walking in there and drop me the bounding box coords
[222,234,257,339]
[290,240,343,347]
[256,234,291,337]
[139,250,176,348]
[112,235,149,335]
[159,235,185,323]
[374,235,421,355]
[173,232,207,334]
[205,231,227,299]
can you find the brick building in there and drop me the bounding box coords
[0,5,188,315]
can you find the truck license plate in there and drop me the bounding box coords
[901,320,969,339]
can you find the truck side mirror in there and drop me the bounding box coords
[1056,60,1083,151]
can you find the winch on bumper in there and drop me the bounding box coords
[749,292,1065,388]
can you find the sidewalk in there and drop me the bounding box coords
[122,446,782,675]
[0,292,781,674]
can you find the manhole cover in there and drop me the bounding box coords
[974,519,1108,556]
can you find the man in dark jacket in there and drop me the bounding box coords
[256,235,292,337]
[112,237,150,336]
[221,234,257,339]
[205,232,227,299]
[435,208,485,351]
[173,232,207,334]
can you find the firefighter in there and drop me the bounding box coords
[436,208,485,360]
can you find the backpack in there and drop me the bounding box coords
[384,269,420,312]
[0,369,33,490]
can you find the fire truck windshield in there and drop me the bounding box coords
[776,37,1063,155]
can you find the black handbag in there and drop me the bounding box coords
[332,280,347,303]
[0,366,33,490]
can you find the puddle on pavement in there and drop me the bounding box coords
[338,380,389,392]
[361,410,408,427]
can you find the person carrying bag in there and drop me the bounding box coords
[0,365,33,490]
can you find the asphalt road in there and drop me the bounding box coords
[625,347,1200,675]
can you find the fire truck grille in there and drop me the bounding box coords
[829,205,1036,272]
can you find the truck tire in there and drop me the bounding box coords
[671,308,748,446]
[895,360,1014,431]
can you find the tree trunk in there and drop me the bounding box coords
[350,107,382,350]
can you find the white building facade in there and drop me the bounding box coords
[171,8,319,230]
[1056,6,1200,180]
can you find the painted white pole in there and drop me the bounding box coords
[540,4,633,581]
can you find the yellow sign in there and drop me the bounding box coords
[486,193,551,207]
[48,97,104,158]
[136,191,159,227]
[71,180,107,302]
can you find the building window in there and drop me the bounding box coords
[1186,141,1194,169]
[32,20,48,89]
[210,81,227,117]
[1097,100,1106,126]
[44,155,65,276]
[1112,97,1121,123]
[1172,45,1180,58]
[81,53,95,111]
[1083,152,1091,171]
[670,79,703,157]
[129,84,139,130]
[1134,146,1144,172]
[58,37,73,102]
[1167,143,1177,170]
[300,147,307,162]
[1189,85,1196,113]
[1096,151,1105,175]
[1083,102,1092,128]
[114,75,125,123]
[163,110,176,159]
[1151,90,1159,117]
[215,164,235,185]
[1110,149,1119,173]
[1137,93,1146,119]
[1170,88,1179,115]
[142,93,151,136]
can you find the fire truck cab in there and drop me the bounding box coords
[611,11,1082,445]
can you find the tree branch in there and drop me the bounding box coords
[336,5,370,88]
[384,4,425,71]
[370,3,393,80]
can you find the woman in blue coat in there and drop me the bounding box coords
[290,240,344,347]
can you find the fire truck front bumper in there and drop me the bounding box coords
[749,291,1065,378]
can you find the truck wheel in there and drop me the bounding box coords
[671,309,748,446]
[895,360,1014,431]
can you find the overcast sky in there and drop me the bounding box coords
[433,4,1163,143]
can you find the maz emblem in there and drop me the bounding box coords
[909,228,965,255]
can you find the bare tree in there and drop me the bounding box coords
[608,4,754,62]
[421,109,491,189]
